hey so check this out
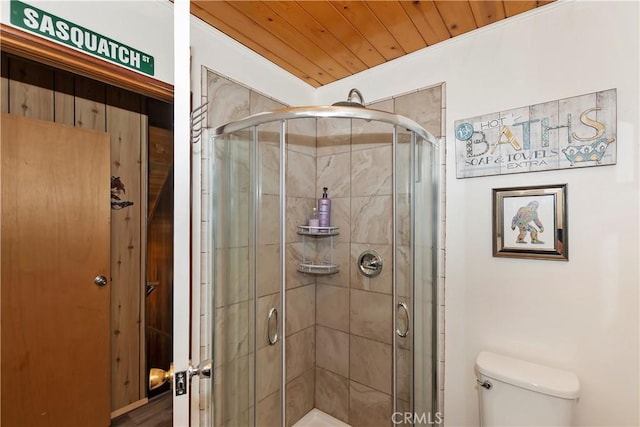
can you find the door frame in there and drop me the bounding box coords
[1,18,196,427]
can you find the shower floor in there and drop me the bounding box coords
[293,409,351,427]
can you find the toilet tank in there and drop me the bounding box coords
[475,351,580,426]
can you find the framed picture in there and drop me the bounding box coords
[493,184,568,261]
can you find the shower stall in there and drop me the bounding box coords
[208,94,439,427]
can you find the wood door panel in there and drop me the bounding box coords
[1,114,111,426]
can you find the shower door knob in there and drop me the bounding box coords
[189,359,212,379]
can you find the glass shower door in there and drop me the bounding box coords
[212,123,283,427]
[394,131,439,425]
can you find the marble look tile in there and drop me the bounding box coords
[315,242,350,288]
[207,73,250,128]
[349,380,392,427]
[351,146,392,197]
[214,136,251,194]
[396,193,412,247]
[214,300,251,367]
[315,325,349,377]
[350,243,392,295]
[350,335,392,394]
[286,118,316,157]
[394,86,443,138]
[259,142,280,196]
[350,289,392,344]
[257,391,282,427]
[285,369,315,427]
[351,196,392,244]
[367,98,394,113]
[215,353,254,426]
[257,342,282,400]
[316,152,351,199]
[316,284,349,332]
[286,326,315,382]
[395,244,411,299]
[287,150,316,198]
[215,247,250,307]
[257,244,280,297]
[257,293,280,349]
[351,119,393,152]
[250,91,286,115]
[215,189,249,248]
[285,284,315,336]
[258,195,279,245]
[285,242,317,290]
[286,197,316,243]
[397,347,411,402]
[315,367,350,423]
[317,117,351,157]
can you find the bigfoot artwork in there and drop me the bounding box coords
[510,201,544,244]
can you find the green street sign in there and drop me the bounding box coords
[10,0,155,76]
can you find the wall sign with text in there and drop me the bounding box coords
[10,0,155,77]
[454,89,616,178]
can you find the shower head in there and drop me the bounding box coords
[332,88,365,108]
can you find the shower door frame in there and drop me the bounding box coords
[210,107,439,427]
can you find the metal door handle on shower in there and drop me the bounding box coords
[267,307,279,345]
[397,302,410,338]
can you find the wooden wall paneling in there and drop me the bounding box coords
[8,56,54,121]
[146,177,174,397]
[107,86,144,410]
[53,70,75,125]
[75,78,106,131]
[1,53,8,113]
[364,1,426,54]
[399,1,451,46]
[148,126,174,219]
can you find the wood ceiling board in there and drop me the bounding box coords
[399,1,451,47]
[265,1,368,74]
[330,1,405,61]
[229,1,351,80]
[188,0,554,88]
[297,1,387,68]
[503,0,538,18]
[469,1,506,28]
[364,1,427,54]
[434,1,478,37]
[191,1,325,87]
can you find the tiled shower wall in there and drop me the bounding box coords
[201,67,446,426]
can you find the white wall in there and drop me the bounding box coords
[315,1,639,425]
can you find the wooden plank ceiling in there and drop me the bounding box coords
[191,0,554,88]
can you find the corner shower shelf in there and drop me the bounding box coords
[296,225,339,275]
[296,225,340,236]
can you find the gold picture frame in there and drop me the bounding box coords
[493,184,568,261]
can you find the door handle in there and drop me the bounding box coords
[149,359,212,393]
[267,307,279,345]
[94,275,108,287]
[397,301,410,338]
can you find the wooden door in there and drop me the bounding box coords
[1,114,111,426]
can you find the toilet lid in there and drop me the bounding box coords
[475,351,580,399]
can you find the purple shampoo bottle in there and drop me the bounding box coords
[318,187,331,228]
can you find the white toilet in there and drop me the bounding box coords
[475,351,580,426]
